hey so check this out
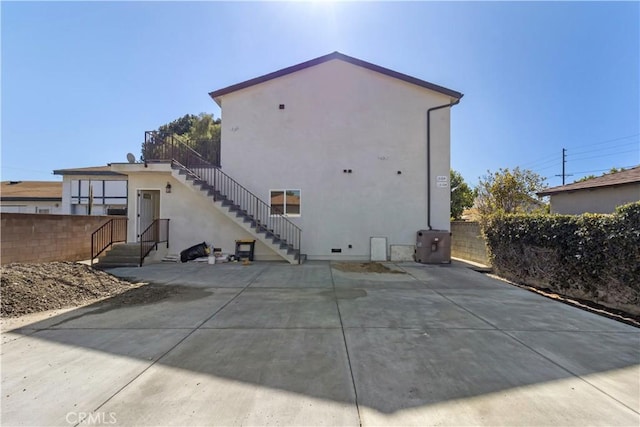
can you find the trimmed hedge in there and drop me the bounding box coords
[483,202,640,315]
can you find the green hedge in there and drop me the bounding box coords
[483,202,640,315]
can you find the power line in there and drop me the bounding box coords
[568,140,639,156]
[519,153,558,168]
[528,157,560,168]
[569,164,638,175]
[565,133,640,150]
[534,164,560,172]
[570,148,639,162]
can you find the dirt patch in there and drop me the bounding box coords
[1,262,169,318]
[45,284,212,327]
[332,262,406,274]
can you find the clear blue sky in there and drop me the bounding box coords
[2,1,638,188]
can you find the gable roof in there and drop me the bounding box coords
[538,166,640,196]
[209,52,463,104]
[53,165,124,176]
[1,181,62,201]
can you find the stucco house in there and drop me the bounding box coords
[95,52,463,263]
[0,181,63,214]
[538,166,640,214]
[52,166,128,216]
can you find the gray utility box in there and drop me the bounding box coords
[415,230,452,264]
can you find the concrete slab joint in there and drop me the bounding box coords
[1,261,638,426]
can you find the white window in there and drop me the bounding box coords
[270,190,301,216]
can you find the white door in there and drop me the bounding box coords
[137,190,160,240]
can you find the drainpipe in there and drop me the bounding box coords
[427,98,460,230]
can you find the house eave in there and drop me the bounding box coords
[1,197,62,202]
[538,181,639,197]
[53,170,125,177]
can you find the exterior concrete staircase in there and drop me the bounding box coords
[170,165,303,264]
[143,131,304,264]
[94,242,167,269]
[93,243,141,269]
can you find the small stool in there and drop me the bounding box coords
[235,239,255,261]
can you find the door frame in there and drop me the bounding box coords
[136,189,161,241]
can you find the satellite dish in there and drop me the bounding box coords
[126,153,136,163]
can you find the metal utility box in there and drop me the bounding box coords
[415,230,451,264]
[370,237,387,261]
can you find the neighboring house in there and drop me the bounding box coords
[0,181,63,214]
[538,166,640,214]
[99,52,462,263]
[52,166,128,216]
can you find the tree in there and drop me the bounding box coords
[574,167,626,183]
[476,167,547,216]
[575,174,597,183]
[450,169,476,220]
[142,113,221,165]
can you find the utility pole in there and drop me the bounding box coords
[555,148,571,185]
[562,148,566,185]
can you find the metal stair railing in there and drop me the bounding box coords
[144,131,219,167]
[142,131,301,262]
[90,217,128,266]
[139,218,170,266]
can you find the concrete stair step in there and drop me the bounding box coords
[107,243,140,253]
[98,255,140,264]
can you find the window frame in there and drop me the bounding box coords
[71,179,128,206]
[269,189,301,217]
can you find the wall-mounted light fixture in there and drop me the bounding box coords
[165,182,172,193]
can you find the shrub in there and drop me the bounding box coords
[483,202,640,315]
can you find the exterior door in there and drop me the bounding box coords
[137,190,160,241]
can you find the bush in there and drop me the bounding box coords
[483,202,640,315]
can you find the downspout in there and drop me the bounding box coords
[427,98,461,230]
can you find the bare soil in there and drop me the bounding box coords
[332,262,406,274]
[0,262,170,318]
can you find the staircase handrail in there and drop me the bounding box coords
[143,131,301,261]
[91,217,128,266]
[144,131,219,167]
[139,218,170,266]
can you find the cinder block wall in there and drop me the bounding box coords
[450,221,490,266]
[1,213,119,265]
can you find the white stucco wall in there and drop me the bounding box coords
[549,184,640,214]
[217,59,454,260]
[113,164,282,260]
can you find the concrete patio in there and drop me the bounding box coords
[2,261,638,426]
